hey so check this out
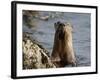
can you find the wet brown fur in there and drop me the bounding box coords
[51,21,76,67]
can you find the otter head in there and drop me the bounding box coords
[54,21,65,30]
[54,21,73,40]
[54,21,66,40]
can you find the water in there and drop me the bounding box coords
[23,11,91,66]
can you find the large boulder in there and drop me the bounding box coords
[23,33,56,69]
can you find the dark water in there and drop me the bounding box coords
[23,11,91,66]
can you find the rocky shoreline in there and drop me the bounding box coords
[23,33,56,69]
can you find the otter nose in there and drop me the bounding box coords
[59,23,65,27]
[56,21,65,26]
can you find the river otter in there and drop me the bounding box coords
[51,21,76,67]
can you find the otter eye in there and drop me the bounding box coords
[57,21,61,25]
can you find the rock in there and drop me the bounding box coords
[23,33,56,69]
[39,16,49,21]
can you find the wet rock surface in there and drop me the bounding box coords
[23,33,56,69]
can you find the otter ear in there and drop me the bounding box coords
[70,25,73,32]
[54,23,58,30]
